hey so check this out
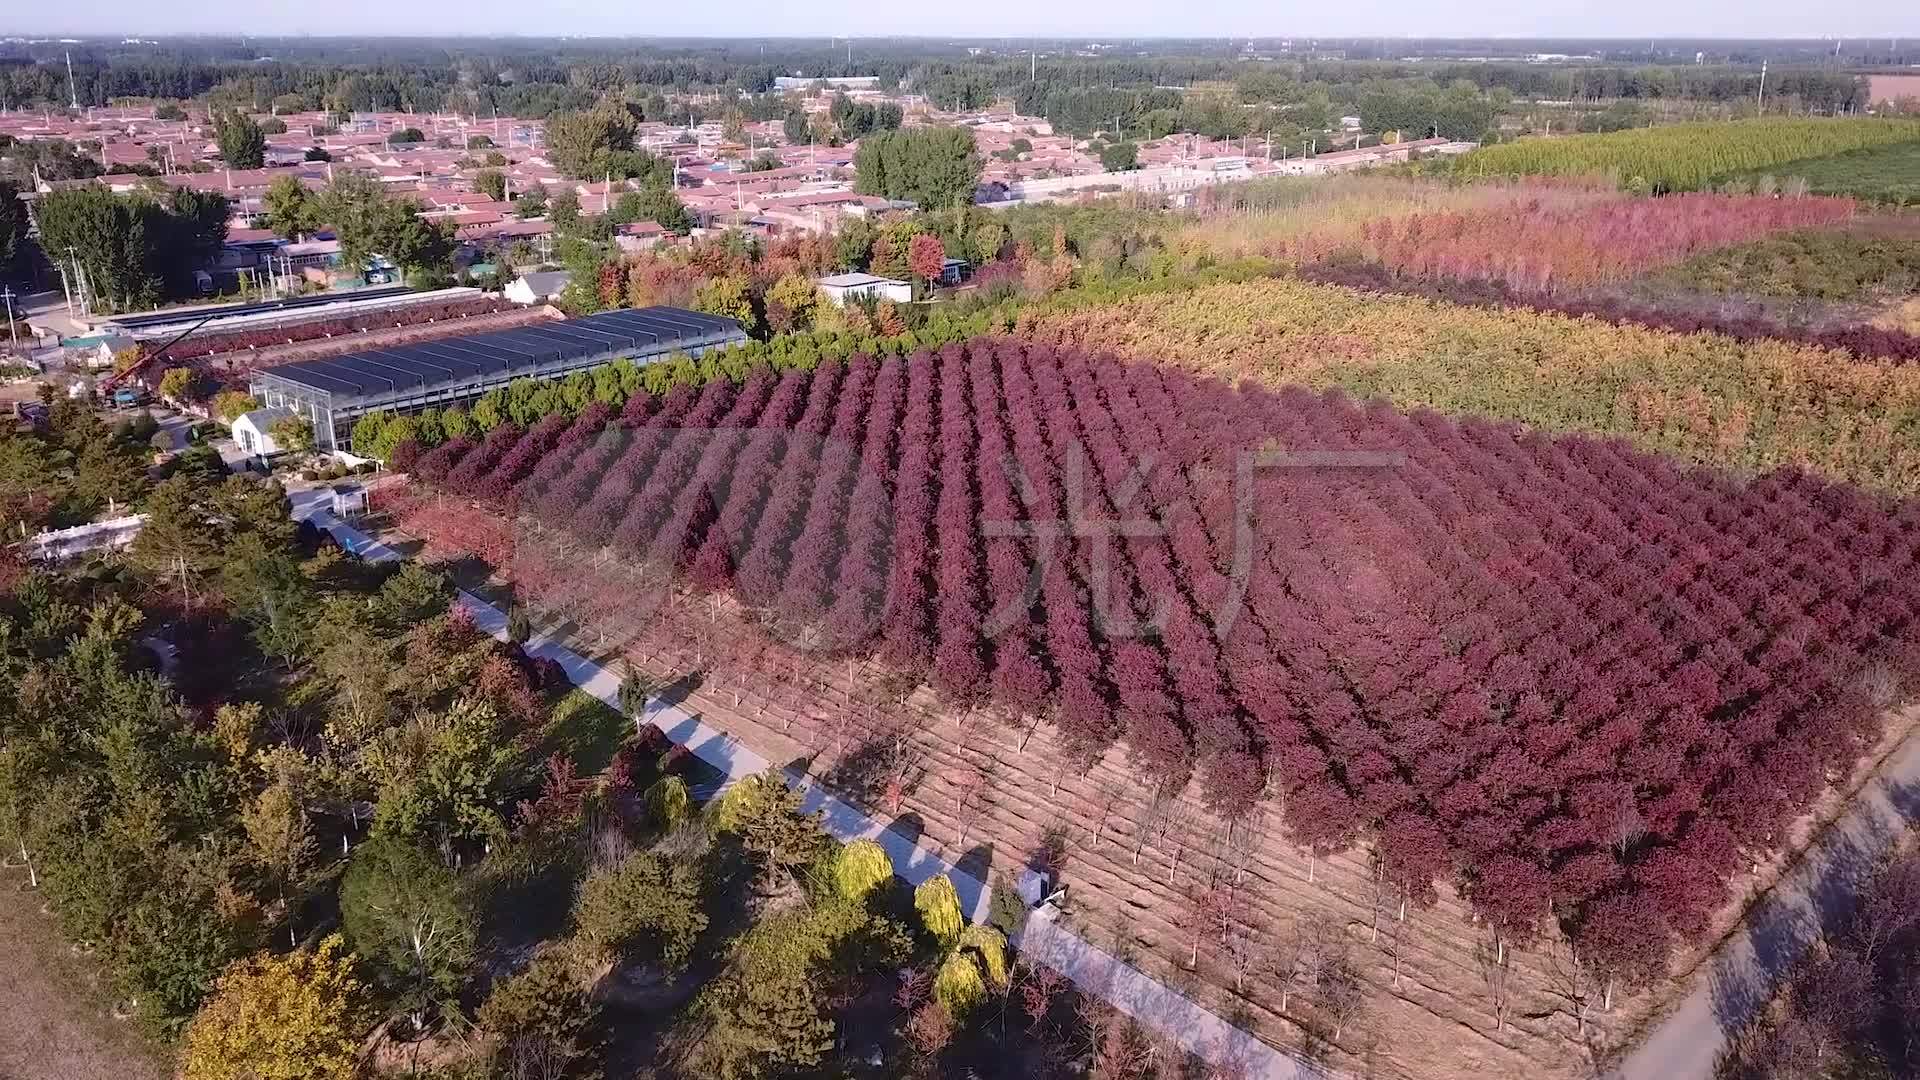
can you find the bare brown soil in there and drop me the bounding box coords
[0,874,168,1080]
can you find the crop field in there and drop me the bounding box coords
[1318,193,1856,292]
[1728,139,1920,207]
[1296,259,1920,365]
[1653,217,1920,301]
[1179,175,1615,263]
[1020,276,1920,495]
[395,337,1917,991]
[1453,117,1920,191]
[385,336,1920,1078]
[1176,176,1920,358]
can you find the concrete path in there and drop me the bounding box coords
[293,497,1339,1079]
[1022,905,1335,1079]
[1607,720,1920,1080]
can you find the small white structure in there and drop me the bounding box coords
[329,483,369,519]
[504,270,574,305]
[816,272,911,306]
[232,406,295,460]
[21,514,147,562]
[88,334,137,371]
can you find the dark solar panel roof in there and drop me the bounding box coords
[258,307,743,404]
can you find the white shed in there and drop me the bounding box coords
[504,270,574,305]
[232,406,295,460]
[816,272,912,307]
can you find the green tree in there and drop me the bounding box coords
[368,697,523,857]
[212,390,259,423]
[617,660,660,720]
[1100,140,1141,172]
[316,172,454,277]
[157,366,201,403]
[477,948,599,1078]
[221,532,317,667]
[71,437,148,515]
[215,110,267,169]
[34,185,161,309]
[687,918,835,1080]
[631,180,692,234]
[573,850,707,970]
[339,837,477,1014]
[258,116,288,135]
[545,101,640,180]
[113,887,249,1034]
[513,184,549,219]
[549,188,582,231]
[0,178,25,275]
[261,175,314,239]
[646,775,690,830]
[268,415,314,452]
[473,168,507,202]
[153,101,187,121]
[0,424,58,534]
[691,274,757,332]
[129,474,224,599]
[387,127,425,145]
[782,111,811,144]
[715,771,827,896]
[180,935,373,1080]
[854,127,982,209]
[243,774,317,944]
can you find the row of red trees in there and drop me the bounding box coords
[157,295,515,363]
[403,338,1920,997]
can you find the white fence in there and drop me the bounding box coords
[19,514,147,562]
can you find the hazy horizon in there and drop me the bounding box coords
[4,1,1916,44]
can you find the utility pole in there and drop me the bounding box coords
[65,51,79,110]
[67,247,89,317]
[1,285,18,349]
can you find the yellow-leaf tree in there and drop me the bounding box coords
[181,934,374,1080]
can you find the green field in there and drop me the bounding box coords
[1738,140,1920,206]
[1653,217,1920,300]
[1456,117,1920,191]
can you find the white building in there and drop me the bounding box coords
[504,270,574,305]
[773,76,879,91]
[816,272,912,306]
[232,406,295,461]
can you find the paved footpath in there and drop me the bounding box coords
[1608,720,1920,1080]
[293,494,1337,1079]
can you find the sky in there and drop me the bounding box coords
[5,1,1916,41]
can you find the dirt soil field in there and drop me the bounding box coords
[0,875,168,1080]
[388,503,1919,1080]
